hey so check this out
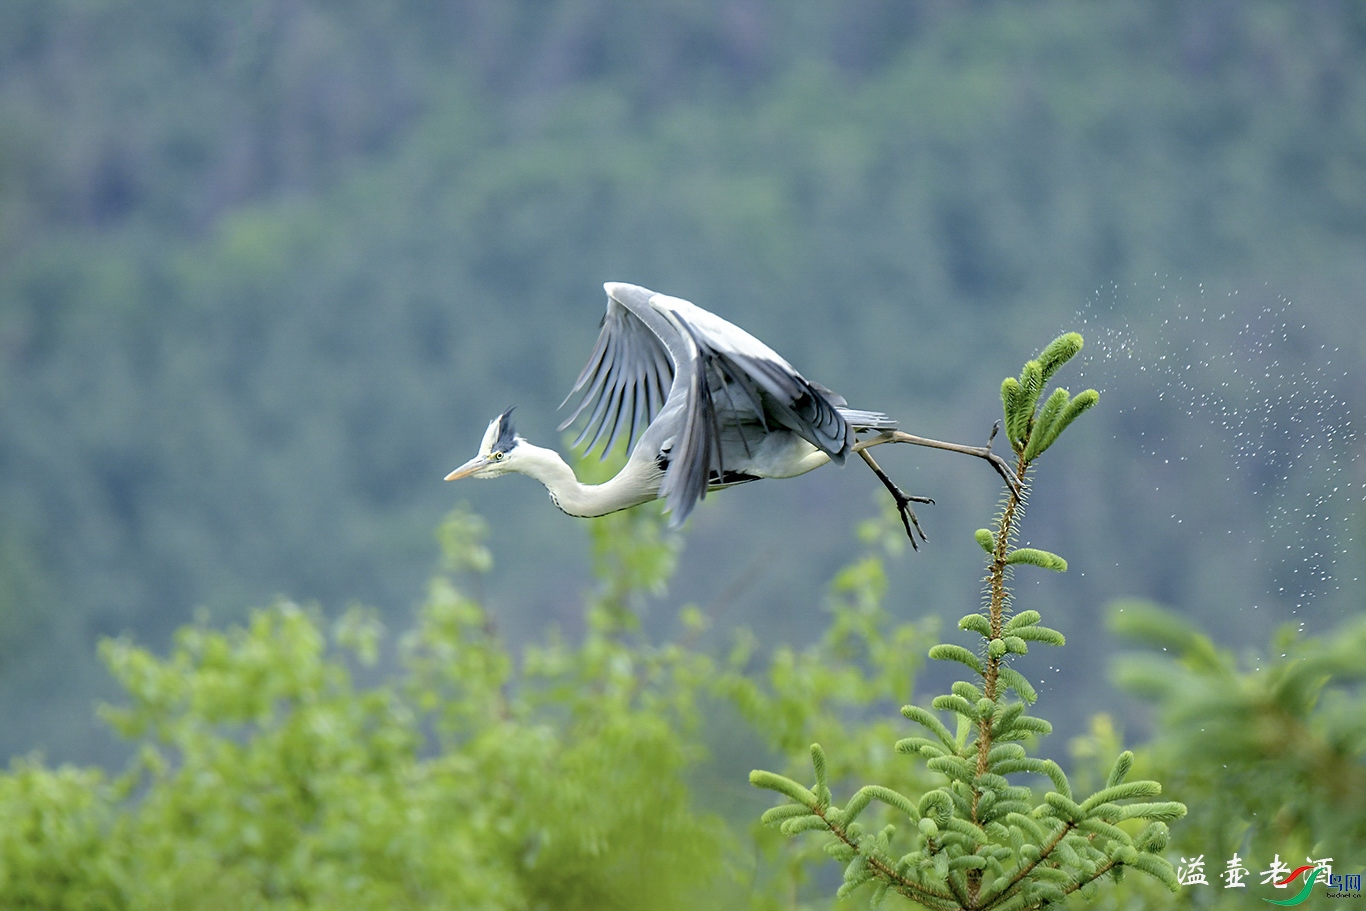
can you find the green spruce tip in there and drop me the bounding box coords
[975,528,995,553]
[1001,332,1097,458]
[1031,388,1099,459]
[1036,332,1083,383]
[1004,547,1068,572]
[1021,387,1070,461]
[750,333,1183,910]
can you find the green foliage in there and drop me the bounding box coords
[0,761,124,908]
[0,506,737,909]
[717,503,945,900]
[1110,600,1366,872]
[752,337,1185,909]
[2,2,1364,765]
[1001,333,1100,462]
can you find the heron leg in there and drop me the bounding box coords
[853,426,1022,496]
[858,449,932,548]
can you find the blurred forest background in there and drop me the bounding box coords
[0,0,1363,789]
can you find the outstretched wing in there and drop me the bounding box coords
[561,282,862,525]
[558,286,676,457]
[658,290,855,458]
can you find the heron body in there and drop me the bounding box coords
[446,282,897,525]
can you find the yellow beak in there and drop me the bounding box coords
[444,456,487,481]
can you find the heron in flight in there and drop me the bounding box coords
[445,282,1015,545]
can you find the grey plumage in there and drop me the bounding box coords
[448,281,1015,541]
[558,282,894,523]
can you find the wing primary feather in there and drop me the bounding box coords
[588,379,629,458]
[561,325,618,432]
[559,324,612,406]
[572,368,619,449]
[560,295,677,446]
[602,378,634,457]
[558,341,611,429]
[662,346,714,524]
[629,367,649,451]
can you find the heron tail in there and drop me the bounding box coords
[838,408,897,431]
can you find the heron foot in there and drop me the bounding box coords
[891,487,933,549]
[858,448,931,549]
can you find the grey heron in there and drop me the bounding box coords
[445,282,1016,545]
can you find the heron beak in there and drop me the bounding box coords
[444,456,487,481]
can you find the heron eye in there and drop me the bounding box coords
[490,451,503,461]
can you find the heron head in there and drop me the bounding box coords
[445,407,523,481]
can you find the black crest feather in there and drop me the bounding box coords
[494,406,518,452]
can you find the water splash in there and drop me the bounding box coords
[1073,277,1359,629]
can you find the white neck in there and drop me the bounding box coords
[509,442,660,518]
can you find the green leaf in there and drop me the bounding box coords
[928,643,984,674]
[1107,751,1134,788]
[1135,821,1170,853]
[993,700,1026,730]
[987,743,1026,764]
[1037,333,1084,382]
[1004,610,1041,632]
[959,613,992,636]
[996,667,1038,704]
[944,817,990,843]
[1079,817,1132,845]
[1001,377,1026,447]
[780,815,832,835]
[1004,548,1068,572]
[1038,388,1099,453]
[861,785,920,820]
[988,637,1007,658]
[760,804,813,824]
[894,737,946,758]
[1005,812,1048,842]
[901,704,957,751]
[1018,360,1044,412]
[927,755,976,782]
[841,792,874,824]
[1023,386,1071,460]
[825,841,857,862]
[932,693,977,719]
[749,770,819,807]
[998,714,1052,739]
[951,680,984,701]
[1121,801,1187,822]
[975,528,996,553]
[1011,625,1065,645]
[1130,853,1180,892]
[1080,780,1161,811]
[810,743,828,790]
[918,790,953,824]
[1041,759,1072,798]
[989,758,1036,777]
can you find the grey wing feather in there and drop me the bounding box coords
[658,316,856,524]
[657,337,720,524]
[558,292,676,458]
[722,351,851,460]
[561,283,885,528]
